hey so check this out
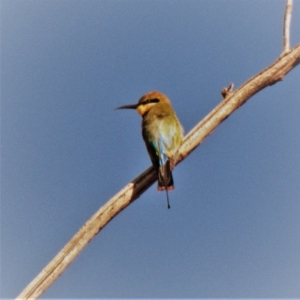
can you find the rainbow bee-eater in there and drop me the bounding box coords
[116,91,183,209]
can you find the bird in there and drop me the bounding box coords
[116,91,183,209]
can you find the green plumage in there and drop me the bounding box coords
[141,97,183,191]
[116,90,183,208]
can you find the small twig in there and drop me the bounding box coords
[283,0,293,53]
[221,83,234,98]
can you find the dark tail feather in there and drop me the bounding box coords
[157,161,173,209]
[165,189,171,209]
[157,160,174,191]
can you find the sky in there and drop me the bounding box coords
[1,0,300,298]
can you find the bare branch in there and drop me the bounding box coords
[283,0,293,53]
[177,45,300,163]
[16,2,300,298]
[16,43,300,300]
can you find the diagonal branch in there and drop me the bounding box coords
[178,45,300,163]
[16,43,300,300]
[16,1,299,298]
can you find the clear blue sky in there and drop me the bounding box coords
[2,0,300,298]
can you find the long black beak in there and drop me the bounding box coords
[115,104,138,110]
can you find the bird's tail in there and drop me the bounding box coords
[157,161,173,209]
[157,160,174,191]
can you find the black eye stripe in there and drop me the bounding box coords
[142,98,159,105]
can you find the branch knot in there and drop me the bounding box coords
[221,83,234,99]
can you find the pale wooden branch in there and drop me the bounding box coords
[177,45,300,163]
[15,2,299,297]
[283,0,293,53]
[16,43,300,300]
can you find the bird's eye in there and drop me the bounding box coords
[149,98,160,103]
[141,98,159,105]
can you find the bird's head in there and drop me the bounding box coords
[116,91,171,116]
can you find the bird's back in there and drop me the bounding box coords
[142,102,183,166]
